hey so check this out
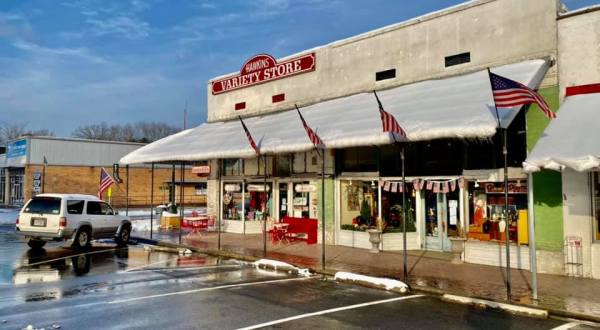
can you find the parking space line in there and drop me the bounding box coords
[108,276,314,304]
[25,247,125,267]
[237,294,425,330]
[122,263,242,273]
[551,322,581,330]
[119,256,181,273]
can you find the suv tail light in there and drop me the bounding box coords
[15,217,19,226]
[59,217,67,228]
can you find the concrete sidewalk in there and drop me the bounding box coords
[133,229,600,321]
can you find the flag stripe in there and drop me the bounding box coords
[98,168,116,198]
[489,72,555,120]
[239,116,259,155]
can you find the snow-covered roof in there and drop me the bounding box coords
[524,92,600,173]
[120,59,549,165]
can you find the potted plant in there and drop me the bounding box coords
[449,226,467,264]
[362,200,381,253]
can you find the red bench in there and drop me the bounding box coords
[282,216,318,244]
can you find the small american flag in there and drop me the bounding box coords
[98,167,116,199]
[295,105,324,149]
[489,72,555,119]
[238,116,259,155]
[374,91,407,139]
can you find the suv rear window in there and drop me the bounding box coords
[23,197,61,214]
[67,200,85,214]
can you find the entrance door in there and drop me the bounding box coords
[278,182,289,219]
[424,191,450,251]
[10,170,24,206]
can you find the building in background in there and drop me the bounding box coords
[0,136,207,208]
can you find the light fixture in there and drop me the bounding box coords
[349,180,353,186]
[474,180,479,188]
[371,180,376,188]
[516,179,522,187]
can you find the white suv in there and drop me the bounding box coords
[16,194,131,250]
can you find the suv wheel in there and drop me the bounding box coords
[27,239,46,249]
[72,227,91,249]
[115,225,130,246]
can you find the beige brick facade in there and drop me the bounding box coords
[23,165,206,207]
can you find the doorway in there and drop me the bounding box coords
[423,191,457,251]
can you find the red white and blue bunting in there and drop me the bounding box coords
[380,177,465,193]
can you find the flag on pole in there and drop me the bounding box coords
[238,116,259,155]
[295,105,324,149]
[489,71,556,119]
[99,167,116,199]
[374,91,407,139]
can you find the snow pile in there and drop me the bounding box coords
[334,272,408,293]
[0,208,18,225]
[253,259,311,277]
[130,219,161,233]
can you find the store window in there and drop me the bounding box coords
[593,172,600,241]
[337,148,377,173]
[467,181,528,243]
[244,182,273,221]
[274,155,291,177]
[194,182,207,195]
[381,184,416,233]
[222,159,243,176]
[222,182,243,220]
[340,180,378,231]
[292,181,317,218]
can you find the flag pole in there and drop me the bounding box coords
[487,67,511,300]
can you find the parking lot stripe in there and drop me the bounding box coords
[25,247,125,267]
[119,256,181,273]
[550,322,581,330]
[237,294,425,330]
[108,276,314,304]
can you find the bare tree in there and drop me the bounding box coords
[72,121,179,142]
[0,122,54,145]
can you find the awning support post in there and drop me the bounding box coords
[263,154,267,257]
[217,159,222,251]
[401,146,408,282]
[179,161,185,245]
[126,165,130,216]
[321,149,326,270]
[503,128,512,300]
[527,172,538,300]
[150,162,155,240]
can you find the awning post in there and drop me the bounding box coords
[527,172,538,300]
[263,154,267,257]
[179,161,185,245]
[126,165,130,216]
[150,162,155,240]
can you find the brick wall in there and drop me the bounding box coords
[24,165,207,207]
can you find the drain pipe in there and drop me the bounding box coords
[527,173,538,300]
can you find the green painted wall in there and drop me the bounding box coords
[527,86,564,251]
[317,178,335,244]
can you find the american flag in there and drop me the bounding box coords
[98,167,116,199]
[374,91,407,139]
[489,72,556,119]
[238,116,259,155]
[295,105,324,149]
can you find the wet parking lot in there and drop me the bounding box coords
[0,222,596,330]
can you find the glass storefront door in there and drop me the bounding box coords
[10,169,24,206]
[424,190,457,251]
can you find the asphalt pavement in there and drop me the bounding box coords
[0,222,595,330]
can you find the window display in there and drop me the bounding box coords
[381,184,416,233]
[340,180,378,231]
[468,181,528,243]
[244,183,272,221]
[222,182,243,220]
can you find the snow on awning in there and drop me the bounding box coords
[524,89,600,173]
[120,59,549,164]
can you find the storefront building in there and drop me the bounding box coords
[0,136,207,208]
[524,5,600,279]
[121,0,565,270]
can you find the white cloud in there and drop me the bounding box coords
[86,16,150,39]
[12,40,107,63]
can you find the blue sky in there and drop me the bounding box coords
[0,0,598,136]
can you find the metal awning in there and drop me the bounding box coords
[121,59,549,165]
[524,88,600,172]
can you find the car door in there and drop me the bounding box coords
[85,201,108,238]
[100,202,120,234]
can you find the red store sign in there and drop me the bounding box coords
[211,53,316,95]
[191,166,211,176]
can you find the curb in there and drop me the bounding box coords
[133,237,600,323]
[441,294,548,319]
